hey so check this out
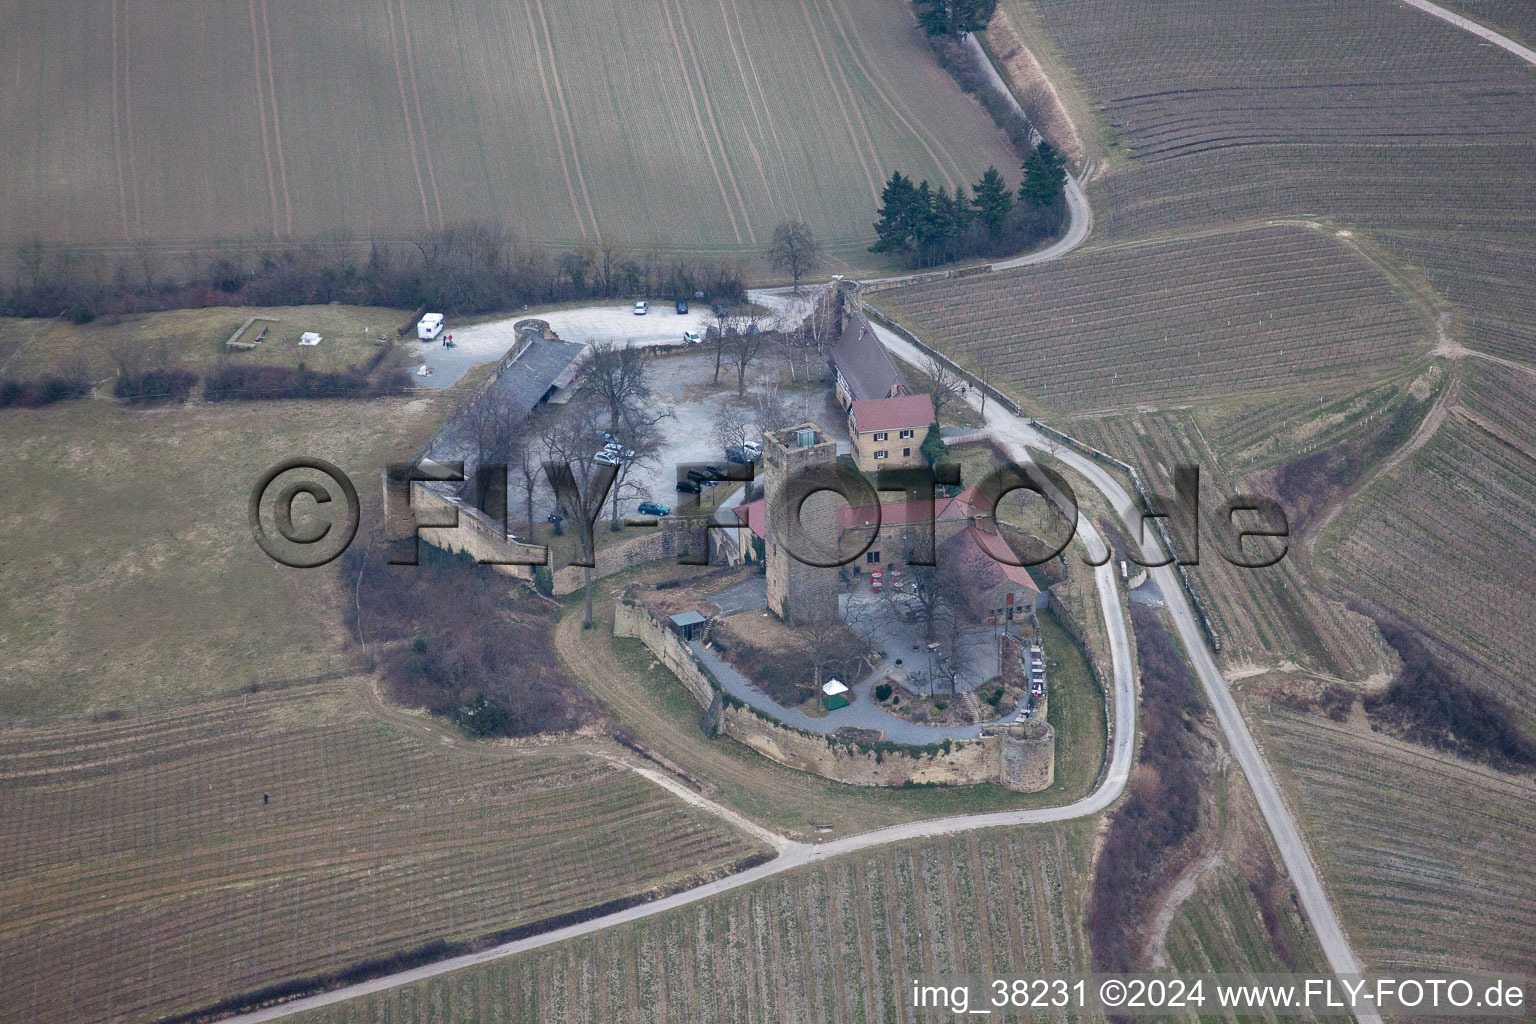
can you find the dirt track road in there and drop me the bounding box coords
[1400,0,1536,67]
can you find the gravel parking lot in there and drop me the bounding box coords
[412,303,717,388]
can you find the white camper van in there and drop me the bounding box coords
[417,313,444,341]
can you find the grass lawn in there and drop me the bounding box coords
[1038,606,1108,797]
[0,385,457,715]
[554,566,1111,839]
[0,304,411,383]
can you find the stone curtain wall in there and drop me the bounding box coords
[614,590,1054,791]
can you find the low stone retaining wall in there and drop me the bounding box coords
[616,590,1053,791]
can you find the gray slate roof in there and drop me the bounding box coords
[829,312,907,402]
[496,338,586,417]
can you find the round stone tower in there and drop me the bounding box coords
[998,719,1055,792]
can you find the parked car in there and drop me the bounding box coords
[601,442,637,460]
[633,301,648,315]
[546,512,565,524]
[703,465,729,480]
[675,299,688,314]
[598,430,619,444]
[594,450,622,466]
[637,501,671,517]
[683,330,702,344]
[725,444,761,464]
[676,479,702,493]
[686,468,710,483]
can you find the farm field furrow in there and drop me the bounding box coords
[1016,0,1536,367]
[1260,708,1536,975]
[0,683,760,1024]
[288,826,1099,1024]
[0,0,1016,268]
[1318,359,1536,702]
[874,224,1428,415]
[1064,410,1385,678]
[1432,0,1536,48]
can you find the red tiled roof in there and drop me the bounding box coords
[836,485,991,533]
[942,525,1041,593]
[848,394,936,434]
[733,498,767,538]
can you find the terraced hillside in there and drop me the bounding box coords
[1262,708,1536,974]
[290,826,1097,1024]
[1066,408,1392,679]
[1018,0,1536,365]
[874,224,1429,415]
[1318,359,1536,703]
[0,0,1015,269]
[0,683,760,1024]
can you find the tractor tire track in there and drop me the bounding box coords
[385,0,433,231]
[722,0,805,222]
[798,0,888,201]
[793,0,880,203]
[395,0,444,230]
[715,0,786,223]
[245,0,281,235]
[109,0,131,239]
[825,0,968,190]
[122,0,143,235]
[658,0,744,245]
[532,0,598,235]
[519,0,588,238]
[258,0,293,234]
[671,0,755,243]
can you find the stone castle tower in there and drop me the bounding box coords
[763,423,840,626]
[998,719,1055,792]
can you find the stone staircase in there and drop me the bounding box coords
[961,690,983,723]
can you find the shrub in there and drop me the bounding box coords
[1087,604,1207,971]
[203,363,400,402]
[0,374,92,408]
[1364,617,1536,771]
[347,541,593,738]
[874,683,893,702]
[114,368,198,404]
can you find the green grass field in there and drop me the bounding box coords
[0,386,458,715]
[0,0,1016,271]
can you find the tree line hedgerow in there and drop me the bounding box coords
[1088,604,1209,972]
[2,223,748,321]
[871,146,1067,268]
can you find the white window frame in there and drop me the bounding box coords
[899,429,915,439]
[873,431,888,442]
[874,450,888,459]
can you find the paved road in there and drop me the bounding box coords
[220,391,1139,1024]
[871,321,1377,1023]
[1399,0,1536,67]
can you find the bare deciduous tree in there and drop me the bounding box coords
[724,314,768,398]
[921,352,966,423]
[712,402,753,457]
[574,340,653,435]
[539,399,618,628]
[752,385,794,436]
[767,219,822,293]
[460,391,524,516]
